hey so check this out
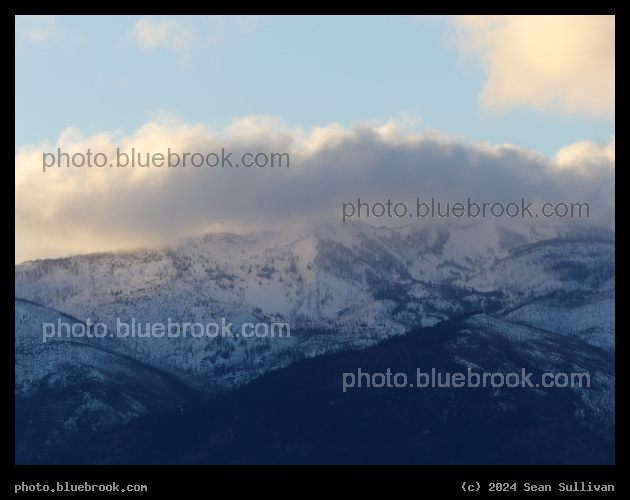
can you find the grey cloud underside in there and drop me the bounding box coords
[36,130,614,243]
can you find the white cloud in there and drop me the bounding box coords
[15,15,56,42]
[448,15,615,117]
[131,17,195,60]
[554,135,615,176]
[128,16,261,63]
[15,117,614,263]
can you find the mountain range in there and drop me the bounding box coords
[15,219,615,463]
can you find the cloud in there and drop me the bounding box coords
[128,16,260,63]
[554,135,615,175]
[15,15,56,42]
[15,117,614,263]
[448,15,615,117]
[131,17,195,60]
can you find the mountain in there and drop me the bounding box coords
[15,300,199,463]
[26,314,614,465]
[15,219,615,463]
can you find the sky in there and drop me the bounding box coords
[15,15,615,264]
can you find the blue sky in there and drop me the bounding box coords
[15,16,615,263]
[15,15,613,157]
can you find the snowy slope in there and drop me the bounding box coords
[15,219,615,459]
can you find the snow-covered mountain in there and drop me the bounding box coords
[15,219,615,462]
